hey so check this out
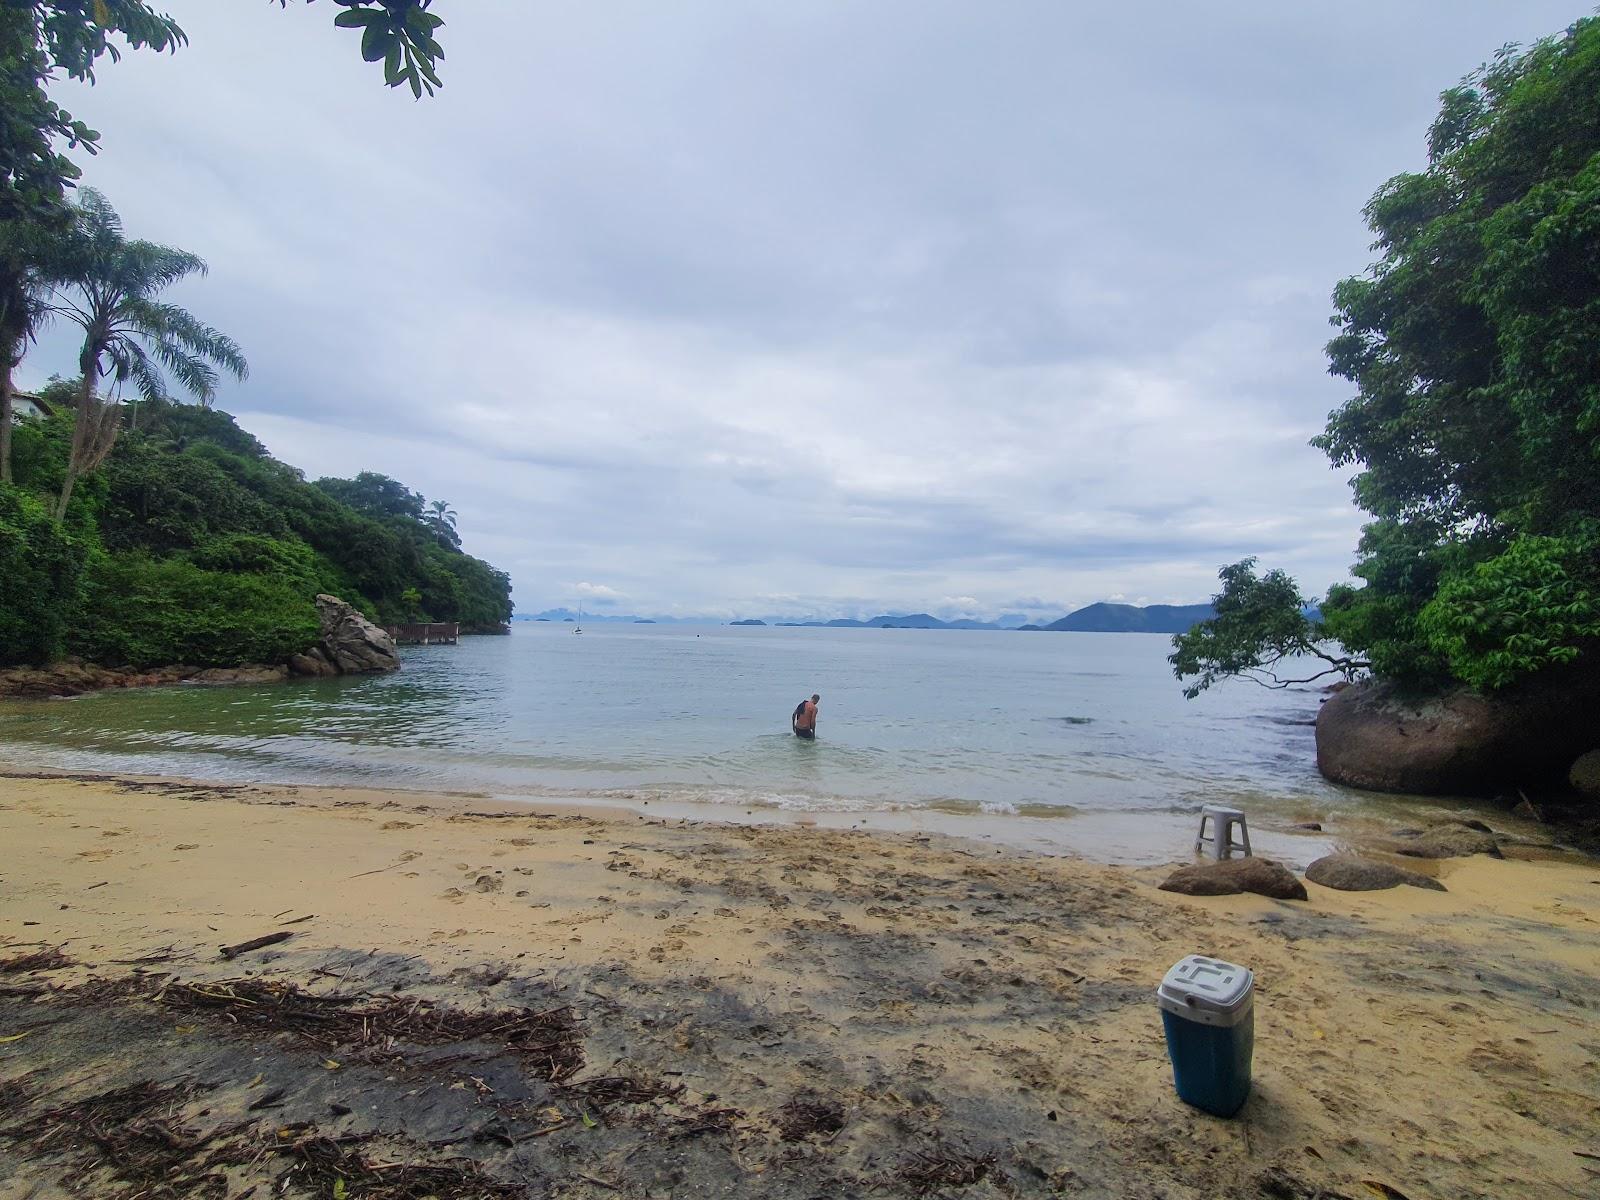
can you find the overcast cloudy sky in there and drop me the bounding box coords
[20,1,1584,620]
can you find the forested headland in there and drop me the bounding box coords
[0,3,507,680]
[2,385,511,669]
[1172,17,1600,803]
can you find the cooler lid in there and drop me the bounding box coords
[1158,955,1253,1016]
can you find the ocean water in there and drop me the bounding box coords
[0,624,1471,863]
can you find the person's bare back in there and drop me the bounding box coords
[792,693,820,739]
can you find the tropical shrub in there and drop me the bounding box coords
[1418,536,1600,690]
[0,482,82,664]
[72,553,321,668]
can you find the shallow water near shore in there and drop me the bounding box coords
[0,624,1516,863]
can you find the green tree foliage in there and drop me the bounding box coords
[1,399,512,668]
[1,1,186,487]
[315,471,425,522]
[73,552,322,668]
[0,219,56,484]
[1176,18,1600,698]
[1169,560,1368,699]
[1,1,446,482]
[0,481,83,663]
[99,439,287,553]
[1416,536,1600,690]
[314,0,445,99]
[3,1,444,217]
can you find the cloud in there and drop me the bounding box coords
[573,582,626,607]
[20,0,1583,619]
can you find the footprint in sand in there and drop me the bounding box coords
[381,821,416,831]
[647,940,685,962]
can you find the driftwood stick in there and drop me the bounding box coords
[218,932,294,960]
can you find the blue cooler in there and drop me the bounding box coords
[1157,954,1254,1117]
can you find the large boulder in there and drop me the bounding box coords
[286,647,338,678]
[314,594,400,675]
[1316,671,1600,796]
[1571,750,1600,801]
[1305,854,1446,892]
[1158,857,1308,901]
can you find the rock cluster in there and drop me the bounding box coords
[1369,821,1502,860]
[1304,854,1446,892]
[1157,857,1308,901]
[0,595,399,699]
[0,660,200,699]
[191,665,291,685]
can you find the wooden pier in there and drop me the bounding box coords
[384,622,460,645]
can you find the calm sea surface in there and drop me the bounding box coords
[0,624,1482,863]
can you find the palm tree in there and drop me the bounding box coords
[426,497,459,546]
[427,498,457,529]
[47,189,247,517]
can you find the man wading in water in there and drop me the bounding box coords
[792,694,820,740]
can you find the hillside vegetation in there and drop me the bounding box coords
[0,390,511,668]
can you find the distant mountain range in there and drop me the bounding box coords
[763,604,1218,632]
[1023,602,1218,633]
[517,602,1224,633]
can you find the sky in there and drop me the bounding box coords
[20,1,1588,622]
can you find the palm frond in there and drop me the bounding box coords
[116,341,172,404]
[118,240,208,294]
[73,189,124,243]
[122,299,248,382]
[149,338,220,405]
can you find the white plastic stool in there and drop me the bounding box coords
[1195,805,1251,860]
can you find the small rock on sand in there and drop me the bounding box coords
[1372,822,1502,860]
[1305,854,1446,892]
[474,874,503,893]
[1158,857,1308,901]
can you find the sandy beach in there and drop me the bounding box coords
[1,770,1597,1199]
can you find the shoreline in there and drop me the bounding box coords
[0,757,1577,870]
[3,771,1598,1197]
[0,761,1536,876]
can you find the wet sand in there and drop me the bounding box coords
[1,771,1597,1199]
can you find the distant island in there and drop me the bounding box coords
[773,605,1218,633]
[516,603,1223,632]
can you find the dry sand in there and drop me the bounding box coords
[1,770,1597,1199]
